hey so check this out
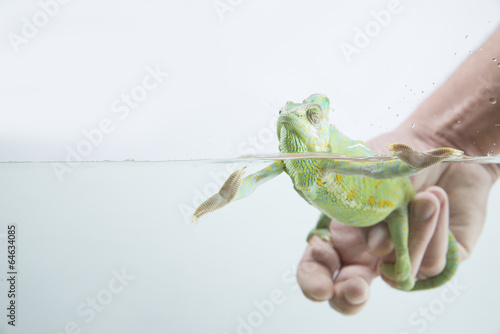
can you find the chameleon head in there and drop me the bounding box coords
[277,94,330,153]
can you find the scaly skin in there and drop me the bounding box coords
[193,94,462,291]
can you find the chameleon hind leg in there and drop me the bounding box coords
[306,214,332,243]
[411,231,460,290]
[380,207,415,290]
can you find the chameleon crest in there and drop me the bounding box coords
[193,94,462,291]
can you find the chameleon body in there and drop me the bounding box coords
[193,94,461,291]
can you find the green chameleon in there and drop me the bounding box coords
[193,94,462,291]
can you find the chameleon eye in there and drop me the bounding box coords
[307,108,321,126]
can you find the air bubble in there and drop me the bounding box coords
[497,63,500,67]
[489,98,497,104]
[411,123,415,128]
[465,35,468,38]
[495,124,500,127]
[493,58,498,61]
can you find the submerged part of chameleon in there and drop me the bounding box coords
[193,94,463,291]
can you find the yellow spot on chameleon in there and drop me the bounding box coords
[347,185,357,200]
[346,161,351,165]
[388,160,393,165]
[335,174,342,184]
[316,178,323,186]
[266,166,271,170]
[403,226,408,232]
[274,161,280,166]
[377,200,395,209]
[375,180,383,189]
[362,177,365,183]
[368,194,375,206]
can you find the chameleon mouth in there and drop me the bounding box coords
[279,114,292,124]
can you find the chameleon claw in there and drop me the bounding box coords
[387,143,464,169]
[192,167,246,222]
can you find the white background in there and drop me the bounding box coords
[0,0,499,334]
[0,0,499,161]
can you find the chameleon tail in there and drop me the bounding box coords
[411,231,460,291]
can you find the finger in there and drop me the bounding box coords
[444,164,492,260]
[329,267,373,315]
[364,223,393,257]
[297,236,339,302]
[408,186,448,279]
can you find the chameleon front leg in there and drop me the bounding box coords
[324,143,464,179]
[192,161,285,222]
[306,213,332,243]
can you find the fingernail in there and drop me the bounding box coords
[412,200,436,222]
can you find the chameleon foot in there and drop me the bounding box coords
[387,143,464,169]
[380,262,415,291]
[192,167,246,222]
[306,229,332,244]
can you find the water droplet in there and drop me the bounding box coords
[489,97,497,104]
[468,50,472,54]
[421,91,424,94]
[497,63,500,67]
[488,151,494,156]
[432,114,436,117]
[457,120,461,124]
[411,123,415,128]
[480,47,483,51]
[493,58,498,61]
[494,142,497,146]
[432,82,435,85]
[454,52,457,55]
[495,124,500,127]
[396,114,399,117]
[388,106,391,109]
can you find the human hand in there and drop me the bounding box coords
[296,131,499,315]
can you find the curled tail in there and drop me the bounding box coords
[411,231,460,291]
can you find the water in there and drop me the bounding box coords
[0,160,499,333]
